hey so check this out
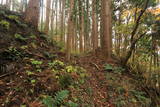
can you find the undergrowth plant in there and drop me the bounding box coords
[104,64,125,74]
[7,15,19,21]
[30,59,43,72]
[6,47,22,60]
[0,20,10,30]
[42,90,77,107]
[48,60,65,70]
[59,74,73,88]
[14,33,27,41]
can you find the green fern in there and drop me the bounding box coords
[42,90,70,107]
[53,90,69,106]
[42,96,54,107]
[66,101,78,107]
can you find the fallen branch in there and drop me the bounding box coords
[25,50,45,59]
[0,71,16,78]
[91,63,101,71]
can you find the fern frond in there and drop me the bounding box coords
[53,90,69,106]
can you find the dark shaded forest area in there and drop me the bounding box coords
[0,0,160,107]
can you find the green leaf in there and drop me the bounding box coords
[104,64,113,70]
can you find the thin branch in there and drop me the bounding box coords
[131,0,150,42]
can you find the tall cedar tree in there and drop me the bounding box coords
[24,0,40,28]
[101,0,113,61]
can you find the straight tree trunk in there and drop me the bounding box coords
[79,1,84,53]
[60,0,65,42]
[40,0,44,31]
[67,0,74,60]
[92,0,98,51]
[24,0,40,28]
[44,0,51,33]
[50,0,55,37]
[101,0,112,61]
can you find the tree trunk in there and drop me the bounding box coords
[24,0,40,28]
[79,0,84,53]
[101,0,112,61]
[122,0,149,66]
[60,0,65,42]
[92,0,98,51]
[50,0,55,37]
[40,0,44,31]
[44,0,51,33]
[67,0,74,60]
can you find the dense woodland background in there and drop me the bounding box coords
[0,0,160,107]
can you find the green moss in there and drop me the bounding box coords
[0,20,10,30]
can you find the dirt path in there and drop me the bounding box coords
[74,53,151,107]
[76,54,115,107]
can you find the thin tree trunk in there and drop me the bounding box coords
[50,0,55,37]
[122,0,149,66]
[40,0,44,31]
[67,0,74,60]
[44,0,51,33]
[92,0,98,51]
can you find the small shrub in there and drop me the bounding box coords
[0,20,10,30]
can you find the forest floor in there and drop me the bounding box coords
[0,7,158,107]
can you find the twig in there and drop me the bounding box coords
[25,50,45,59]
[0,71,16,78]
[91,62,101,71]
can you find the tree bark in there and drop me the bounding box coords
[101,0,112,61]
[24,0,40,28]
[92,0,98,51]
[67,0,74,60]
[44,0,51,33]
